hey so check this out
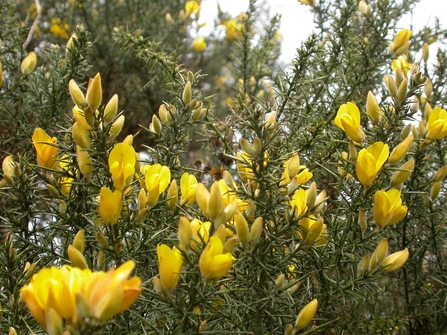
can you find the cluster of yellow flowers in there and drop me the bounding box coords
[21,261,141,334]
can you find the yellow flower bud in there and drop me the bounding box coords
[86,73,102,110]
[430,181,441,200]
[369,238,388,271]
[424,78,433,99]
[179,217,193,249]
[306,181,317,209]
[68,245,89,269]
[72,230,85,254]
[72,122,91,148]
[358,0,372,16]
[21,51,37,75]
[157,244,183,292]
[250,217,263,246]
[182,81,192,105]
[295,299,318,330]
[69,79,86,107]
[166,179,178,212]
[159,104,173,124]
[358,208,367,237]
[381,249,409,272]
[357,254,370,274]
[240,138,254,156]
[422,42,429,63]
[149,114,162,135]
[284,324,294,335]
[208,181,223,220]
[389,135,413,165]
[384,74,397,98]
[99,187,122,225]
[391,159,415,187]
[304,216,324,248]
[192,36,207,52]
[252,137,262,158]
[389,29,411,57]
[275,273,285,290]
[235,213,249,246]
[433,165,447,182]
[109,115,125,139]
[366,91,381,122]
[397,77,408,103]
[96,232,110,249]
[104,94,118,122]
[76,146,92,180]
[223,236,238,254]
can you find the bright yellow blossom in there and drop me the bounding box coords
[373,189,408,228]
[185,0,200,17]
[180,172,198,205]
[20,261,141,331]
[356,142,389,188]
[192,36,207,52]
[334,102,365,143]
[99,187,122,225]
[225,19,242,40]
[108,143,136,191]
[389,29,412,57]
[157,244,183,291]
[426,106,447,140]
[391,55,411,76]
[32,128,58,169]
[144,164,171,206]
[199,236,233,279]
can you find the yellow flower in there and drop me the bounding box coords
[389,29,412,57]
[108,143,136,191]
[373,189,408,228]
[281,153,313,186]
[295,299,318,330]
[180,172,198,205]
[290,188,309,218]
[157,244,183,291]
[99,187,122,225]
[32,128,58,169]
[185,0,200,17]
[225,19,242,40]
[426,106,447,140]
[144,164,171,206]
[58,156,74,197]
[21,51,37,75]
[334,102,364,143]
[192,36,207,52]
[49,18,70,39]
[391,55,411,76]
[20,261,141,331]
[199,236,233,279]
[381,249,409,272]
[191,218,212,249]
[356,141,389,188]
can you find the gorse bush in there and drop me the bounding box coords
[1,0,447,334]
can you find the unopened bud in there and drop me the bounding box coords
[240,138,254,155]
[47,183,60,198]
[366,91,380,122]
[152,277,163,296]
[275,273,285,289]
[430,181,441,200]
[295,299,318,331]
[86,73,102,110]
[109,115,125,138]
[369,238,388,271]
[73,230,86,254]
[433,165,447,182]
[284,324,294,335]
[69,79,86,107]
[358,208,367,237]
[223,236,238,253]
[349,141,357,161]
[21,51,37,75]
[422,42,429,63]
[59,200,67,216]
[252,137,262,157]
[357,254,370,274]
[68,245,89,269]
[389,135,413,165]
[199,320,207,332]
[384,74,397,98]
[179,217,192,249]
[159,104,173,124]
[150,114,162,135]
[104,94,118,122]
[359,0,372,16]
[424,78,433,99]
[235,213,249,246]
[287,153,300,178]
[397,77,408,103]
[287,281,301,295]
[250,217,263,245]
[96,232,110,249]
[306,182,317,209]
[208,181,223,220]
[391,159,415,186]
[72,122,91,148]
[382,249,409,272]
[182,81,192,105]
[76,146,92,180]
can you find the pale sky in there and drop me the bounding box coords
[200,0,444,64]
